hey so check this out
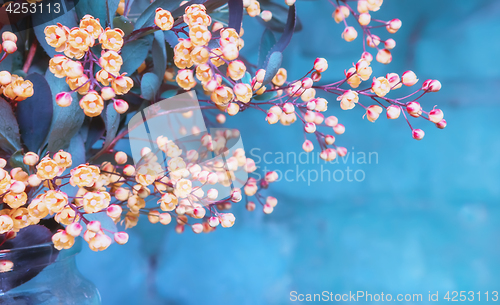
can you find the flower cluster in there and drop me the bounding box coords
[45,15,131,117]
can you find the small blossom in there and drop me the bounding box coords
[386,73,402,89]
[4,192,27,209]
[371,77,391,97]
[68,27,92,51]
[211,85,234,105]
[342,27,358,42]
[320,148,337,161]
[384,38,396,50]
[246,1,261,17]
[80,91,104,117]
[56,92,73,107]
[70,164,100,187]
[376,49,392,64]
[219,213,235,228]
[227,60,246,80]
[44,24,69,51]
[366,105,383,122]
[358,13,371,25]
[333,123,345,135]
[333,6,349,23]
[0,215,13,234]
[355,60,372,81]
[386,18,402,34]
[53,151,72,168]
[428,109,444,123]
[272,68,287,86]
[2,40,17,54]
[42,190,68,214]
[79,15,103,39]
[23,152,39,166]
[67,75,90,94]
[386,105,401,119]
[189,24,212,46]
[99,28,125,51]
[155,8,174,31]
[412,129,425,140]
[36,157,60,180]
[345,67,361,88]
[406,101,422,117]
[99,50,123,73]
[88,233,112,251]
[325,116,339,127]
[111,74,134,95]
[66,222,83,237]
[233,83,252,103]
[52,230,75,250]
[302,140,314,152]
[83,191,111,213]
[114,99,129,114]
[367,35,380,48]
[338,90,359,110]
[402,71,418,86]
[325,135,335,145]
[176,69,197,90]
[114,232,129,245]
[436,119,447,129]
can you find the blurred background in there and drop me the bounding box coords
[76,0,500,304]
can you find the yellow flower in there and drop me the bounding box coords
[246,1,261,17]
[345,67,361,88]
[111,74,133,95]
[337,90,359,110]
[155,8,174,31]
[88,233,112,251]
[36,157,60,180]
[233,83,252,103]
[82,191,111,213]
[70,164,100,187]
[79,91,104,117]
[183,5,211,27]
[159,193,178,211]
[68,27,92,52]
[9,208,31,231]
[219,28,240,47]
[3,75,34,101]
[42,190,68,214]
[219,213,235,228]
[54,206,78,225]
[176,69,197,90]
[127,195,146,213]
[52,230,75,250]
[195,63,212,83]
[189,24,211,46]
[227,60,246,81]
[3,191,27,209]
[272,68,287,87]
[174,179,192,198]
[99,28,125,51]
[124,211,139,229]
[355,59,372,81]
[66,75,90,95]
[95,69,113,86]
[99,50,123,73]
[0,71,12,86]
[371,76,391,97]
[174,38,194,59]
[62,59,84,78]
[174,56,194,69]
[53,151,72,168]
[27,198,49,219]
[79,15,103,39]
[209,48,225,67]
[0,214,13,234]
[63,44,86,59]
[190,46,209,65]
[44,23,69,51]
[211,85,234,105]
[366,105,383,122]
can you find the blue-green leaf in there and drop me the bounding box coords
[32,4,78,57]
[141,73,160,101]
[120,35,153,76]
[253,91,277,101]
[0,97,22,154]
[160,89,179,99]
[75,0,121,28]
[16,73,53,153]
[262,51,283,85]
[104,103,120,148]
[228,0,243,33]
[259,29,276,68]
[241,72,252,85]
[152,30,167,81]
[44,70,85,153]
[9,150,29,172]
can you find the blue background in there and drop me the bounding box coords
[77,0,500,303]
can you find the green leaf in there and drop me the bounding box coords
[103,103,120,148]
[259,29,276,68]
[16,73,53,153]
[241,72,252,85]
[141,73,160,101]
[152,30,167,81]
[160,89,178,99]
[32,6,78,57]
[44,70,85,153]
[120,35,153,76]
[75,0,121,28]
[0,97,22,154]
[113,16,135,36]
[253,91,277,101]
[262,51,283,85]
[134,0,183,30]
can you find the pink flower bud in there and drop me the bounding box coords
[9,181,25,193]
[428,109,444,123]
[107,204,123,218]
[192,223,203,234]
[266,196,277,207]
[333,123,345,135]
[311,71,321,82]
[114,151,127,165]
[406,102,422,117]
[314,58,328,72]
[160,213,172,225]
[207,172,218,184]
[306,100,316,111]
[358,13,371,25]
[325,135,336,145]
[336,147,347,157]
[123,164,135,176]
[114,99,129,114]
[412,129,425,140]
[314,113,324,125]
[320,148,337,161]
[386,105,401,119]
[260,10,272,22]
[205,79,218,92]
[424,80,441,92]
[361,51,373,62]
[376,49,392,64]
[304,122,316,133]
[23,152,39,166]
[101,87,115,100]
[87,221,101,233]
[222,43,239,60]
[2,40,17,54]
[193,206,206,219]
[265,171,278,183]
[28,174,42,187]
[402,71,418,86]
[386,19,402,34]
[436,119,447,129]
[386,73,401,89]
[333,6,349,23]
[114,232,129,245]
[55,92,73,107]
[315,98,328,112]
[366,105,383,122]
[66,223,83,237]
[246,201,256,211]
[2,31,17,42]
[282,102,295,114]
[302,140,314,152]
[216,113,226,124]
[342,26,358,42]
[263,203,274,214]
[384,39,396,50]
[255,69,266,83]
[207,189,218,200]
[266,112,279,124]
[325,116,338,127]
[301,77,313,89]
